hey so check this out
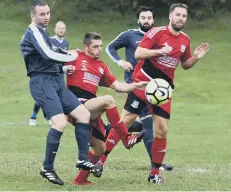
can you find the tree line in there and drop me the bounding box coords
[5,0,231,21]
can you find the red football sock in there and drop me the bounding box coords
[106,107,129,142]
[99,128,120,164]
[73,151,100,183]
[151,138,167,175]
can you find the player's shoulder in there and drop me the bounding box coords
[128,28,139,33]
[24,26,33,36]
[121,28,140,35]
[21,27,35,43]
[76,49,84,55]
[146,26,167,38]
[180,31,191,41]
[98,60,109,70]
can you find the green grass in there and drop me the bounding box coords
[0,18,231,191]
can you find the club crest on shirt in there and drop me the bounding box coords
[81,60,87,71]
[181,45,186,52]
[99,67,104,74]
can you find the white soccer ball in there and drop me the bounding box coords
[145,78,173,105]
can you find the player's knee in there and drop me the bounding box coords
[51,114,67,131]
[155,123,168,139]
[53,119,67,131]
[104,95,116,107]
[79,108,91,123]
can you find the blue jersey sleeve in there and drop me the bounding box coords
[29,24,77,62]
[106,31,129,65]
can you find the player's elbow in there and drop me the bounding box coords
[181,65,189,70]
[181,64,190,70]
[106,45,115,55]
[134,50,142,59]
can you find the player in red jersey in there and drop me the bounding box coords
[66,32,147,185]
[96,3,209,184]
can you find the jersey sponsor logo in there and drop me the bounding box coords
[99,67,104,74]
[180,45,186,52]
[157,55,179,68]
[130,100,139,109]
[83,72,100,86]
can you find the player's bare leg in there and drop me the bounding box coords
[121,109,138,128]
[96,108,172,179]
[84,95,145,149]
[148,114,168,184]
[93,109,138,178]
[73,137,105,185]
[123,109,173,172]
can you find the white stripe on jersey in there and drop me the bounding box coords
[105,31,128,64]
[147,27,166,39]
[140,68,153,80]
[180,31,190,39]
[29,23,77,62]
[83,80,98,86]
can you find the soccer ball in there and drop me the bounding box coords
[145,78,173,105]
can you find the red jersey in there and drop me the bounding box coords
[132,25,191,101]
[67,50,116,96]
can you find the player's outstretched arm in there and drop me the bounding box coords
[110,80,148,92]
[181,43,209,70]
[29,23,77,62]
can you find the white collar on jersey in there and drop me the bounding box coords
[138,28,146,35]
[31,22,46,31]
[52,35,64,43]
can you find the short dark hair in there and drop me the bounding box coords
[83,32,101,45]
[30,0,48,13]
[169,3,188,13]
[136,6,155,19]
